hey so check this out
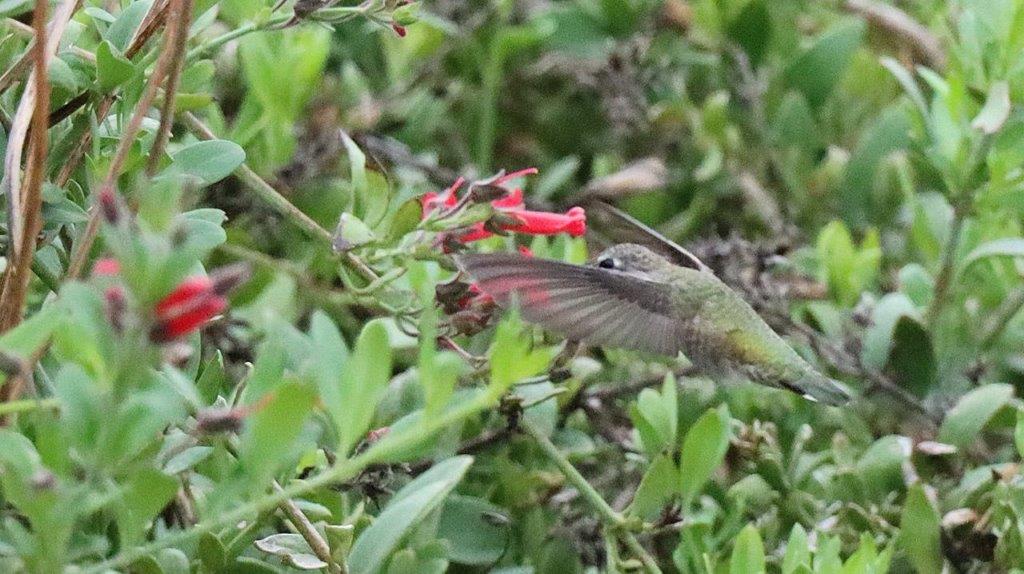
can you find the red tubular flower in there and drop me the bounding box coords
[151,276,227,342]
[421,168,586,245]
[457,206,587,243]
[503,206,587,237]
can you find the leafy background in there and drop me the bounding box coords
[0,0,1022,572]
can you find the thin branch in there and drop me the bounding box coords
[979,285,1024,351]
[80,389,501,573]
[272,480,345,574]
[147,0,194,175]
[4,17,96,62]
[925,203,968,327]
[521,420,663,574]
[182,113,381,284]
[65,0,187,280]
[53,0,171,186]
[0,0,79,272]
[843,0,946,70]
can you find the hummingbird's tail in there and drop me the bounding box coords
[789,371,851,406]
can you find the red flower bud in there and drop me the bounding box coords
[391,23,407,37]
[98,188,121,225]
[366,427,390,442]
[210,263,252,296]
[104,286,126,333]
[421,177,463,216]
[151,276,225,342]
[93,258,121,277]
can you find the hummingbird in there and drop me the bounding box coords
[456,213,850,406]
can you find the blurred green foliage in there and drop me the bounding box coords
[0,0,1022,572]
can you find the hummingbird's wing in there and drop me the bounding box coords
[586,202,709,272]
[457,253,685,356]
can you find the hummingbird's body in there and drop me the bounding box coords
[458,243,850,405]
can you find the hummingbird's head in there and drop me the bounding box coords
[591,244,673,276]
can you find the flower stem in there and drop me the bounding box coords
[925,202,968,326]
[81,389,500,573]
[521,420,663,574]
[182,113,381,285]
[0,397,58,416]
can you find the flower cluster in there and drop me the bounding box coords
[92,259,250,342]
[422,168,586,246]
[425,168,582,336]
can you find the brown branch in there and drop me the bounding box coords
[147,0,193,175]
[844,0,946,70]
[0,45,34,97]
[66,0,185,280]
[54,0,171,187]
[0,0,61,406]
[182,113,382,284]
[272,480,345,574]
[0,0,80,327]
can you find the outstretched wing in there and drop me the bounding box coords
[457,253,685,356]
[586,201,709,272]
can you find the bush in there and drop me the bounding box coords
[0,0,1022,572]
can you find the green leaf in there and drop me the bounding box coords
[839,106,911,226]
[0,302,65,360]
[879,57,927,119]
[629,454,678,520]
[438,495,510,565]
[163,446,213,475]
[175,209,227,254]
[679,405,731,507]
[1015,409,1024,459]
[489,314,552,394]
[309,311,349,429]
[386,199,423,241]
[116,468,178,548]
[96,40,135,91]
[196,350,226,405]
[972,81,1011,134]
[900,484,943,574]
[349,456,473,574]
[727,0,770,67]
[255,533,327,570]
[784,20,866,108]
[772,92,821,154]
[938,384,1014,449]
[861,293,918,369]
[198,532,226,572]
[634,376,678,454]
[237,381,317,489]
[170,140,246,185]
[0,0,31,17]
[336,320,392,455]
[332,213,376,252]
[816,221,881,305]
[106,0,153,52]
[856,435,911,501]
[959,237,1024,276]
[730,524,766,574]
[781,524,810,574]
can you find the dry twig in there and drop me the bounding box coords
[844,0,946,70]
[66,0,187,279]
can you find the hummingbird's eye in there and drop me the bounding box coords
[597,257,618,270]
